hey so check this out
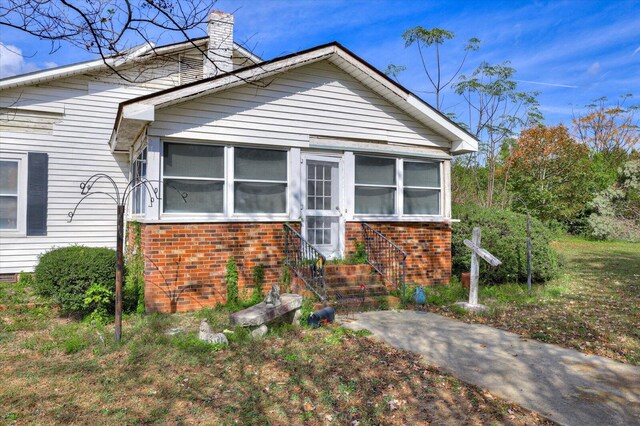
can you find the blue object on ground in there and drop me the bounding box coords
[412,287,426,305]
[308,306,335,328]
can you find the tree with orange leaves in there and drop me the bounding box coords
[506,124,592,223]
[573,95,639,170]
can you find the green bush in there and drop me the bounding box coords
[35,246,116,316]
[452,204,560,284]
[251,264,266,303]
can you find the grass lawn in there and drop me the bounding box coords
[0,300,552,425]
[422,237,640,365]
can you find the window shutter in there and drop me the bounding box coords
[27,152,48,236]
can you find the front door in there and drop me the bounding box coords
[302,154,344,259]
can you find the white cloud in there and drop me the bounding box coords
[633,46,640,56]
[0,43,25,78]
[44,61,58,69]
[516,79,578,88]
[0,43,40,78]
[587,62,601,76]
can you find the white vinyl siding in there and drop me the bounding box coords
[0,44,237,273]
[150,60,451,148]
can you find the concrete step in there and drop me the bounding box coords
[326,274,382,285]
[325,264,373,278]
[326,283,388,297]
[328,295,402,314]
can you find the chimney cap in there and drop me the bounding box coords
[209,10,233,17]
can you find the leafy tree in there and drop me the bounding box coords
[505,124,591,223]
[454,62,541,208]
[588,159,640,242]
[401,26,479,110]
[573,95,640,171]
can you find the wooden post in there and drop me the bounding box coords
[469,227,481,305]
[115,204,124,342]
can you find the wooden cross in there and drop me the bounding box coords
[463,227,502,307]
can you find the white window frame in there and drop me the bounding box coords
[354,154,398,216]
[230,146,290,218]
[401,158,443,217]
[161,141,226,218]
[159,141,289,220]
[353,154,444,219]
[130,146,148,217]
[0,152,28,236]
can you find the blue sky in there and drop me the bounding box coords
[1,0,639,125]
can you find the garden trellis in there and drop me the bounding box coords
[68,173,186,342]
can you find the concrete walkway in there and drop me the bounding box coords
[340,310,640,426]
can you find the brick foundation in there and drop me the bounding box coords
[346,221,452,286]
[139,222,295,313]
[138,220,451,313]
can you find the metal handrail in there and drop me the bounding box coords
[283,223,327,303]
[361,223,407,299]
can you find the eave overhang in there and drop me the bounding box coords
[110,42,479,155]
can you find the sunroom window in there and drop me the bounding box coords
[131,147,147,215]
[234,148,287,214]
[163,143,224,213]
[403,161,441,215]
[354,155,396,214]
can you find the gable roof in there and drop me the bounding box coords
[112,42,479,155]
[0,38,262,90]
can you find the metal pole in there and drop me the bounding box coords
[526,210,532,293]
[115,204,124,342]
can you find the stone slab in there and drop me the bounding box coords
[454,301,489,312]
[229,293,302,327]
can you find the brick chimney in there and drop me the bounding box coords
[204,11,234,78]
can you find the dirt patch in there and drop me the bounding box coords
[0,308,553,425]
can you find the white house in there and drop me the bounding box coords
[0,11,477,311]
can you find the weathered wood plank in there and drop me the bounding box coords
[464,239,502,267]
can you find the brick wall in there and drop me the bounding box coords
[139,222,294,313]
[139,220,451,313]
[345,222,452,286]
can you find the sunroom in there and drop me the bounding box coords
[129,139,448,260]
[110,42,477,312]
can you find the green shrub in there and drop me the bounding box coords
[452,204,560,284]
[346,241,368,264]
[251,264,266,302]
[224,257,239,308]
[83,282,113,325]
[279,263,291,293]
[427,278,468,306]
[34,246,116,316]
[124,221,145,314]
